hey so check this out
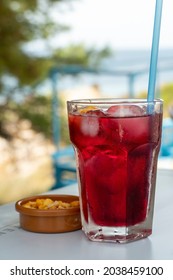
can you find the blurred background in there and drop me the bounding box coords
[1,0,173,204]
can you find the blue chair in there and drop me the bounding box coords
[160,118,173,157]
[51,146,77,189]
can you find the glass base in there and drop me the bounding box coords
[83,225,152,244]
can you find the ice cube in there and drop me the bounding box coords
[80,109,105,137]
[107,105,145,117]
[81,116,99,137]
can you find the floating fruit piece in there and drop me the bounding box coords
[79,106,98,114]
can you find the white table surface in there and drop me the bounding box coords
[0,168,173,260]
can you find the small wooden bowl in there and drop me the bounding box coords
[15,194,81,233]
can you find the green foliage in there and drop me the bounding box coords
[0,0,112,144]
[159,83,173,117]
[138,83,173,118]
[0,94,70,145]
[53,44,111,68]
[0,0,112,98]
[0,0,70,90]
[0,96,52,139]
[16,95,53,138]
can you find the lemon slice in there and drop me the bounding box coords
[79,106,97,114]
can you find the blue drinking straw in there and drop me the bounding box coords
[148,0,163,102]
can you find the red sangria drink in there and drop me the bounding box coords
[67,99,163,243]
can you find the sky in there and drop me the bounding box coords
[51,0,173,50]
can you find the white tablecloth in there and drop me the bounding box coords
[0,169,172,260]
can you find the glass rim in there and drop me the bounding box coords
[67,98,163,105]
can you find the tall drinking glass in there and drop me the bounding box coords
[67,99,163,243]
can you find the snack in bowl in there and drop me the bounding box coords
[23,198,80,210]
[15,194,81,233]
